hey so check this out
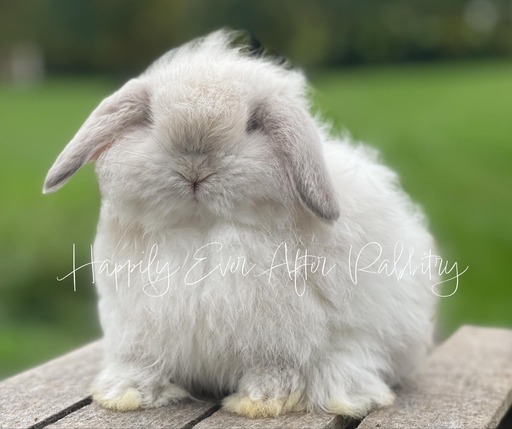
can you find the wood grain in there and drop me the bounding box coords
[193,410,351,429]
[0,341,102,428]
[358,325,512,429]
[46,401,219,429]
[2,326,511,428]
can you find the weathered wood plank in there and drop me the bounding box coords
[193,410,350,429]
[46,401,219,429]
[0,341,219,429]
[44,396,351,429]
[358,325,512,429]
[0,341,102,428]
[2,325,511,428]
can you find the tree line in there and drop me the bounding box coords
[1,0,511,74]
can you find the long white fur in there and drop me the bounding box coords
[45,30,437,418]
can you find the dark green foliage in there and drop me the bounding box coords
[1,0,511,73]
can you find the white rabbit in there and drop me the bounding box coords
[44,30,437,419]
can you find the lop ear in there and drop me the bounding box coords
[43,79,150,193]
[249,97,340,222]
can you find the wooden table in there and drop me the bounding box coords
[1,326,511,428]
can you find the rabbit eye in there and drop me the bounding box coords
[246,116,261,133]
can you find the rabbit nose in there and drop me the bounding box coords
[191,174,205,194]
[188,172,215,194]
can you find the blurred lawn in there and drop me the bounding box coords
[313,60,512,338]
[0,79,111,379]
[1,60,511,379]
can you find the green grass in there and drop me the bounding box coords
[312,60,512,338]
[0,79,112,378]
[1,60,511,379]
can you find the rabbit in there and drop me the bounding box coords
[43,30,438,419]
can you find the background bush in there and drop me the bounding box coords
[2,0,512,74]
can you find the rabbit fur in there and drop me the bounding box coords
[44,30,437,419]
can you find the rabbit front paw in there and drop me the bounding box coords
[223,391,305,418]
[92,386,143,411]
[91,367,190,411]
[323,389,396,418]
[92,381,190,411]
[222,367,306,418]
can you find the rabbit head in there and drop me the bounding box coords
[43,30,340,227]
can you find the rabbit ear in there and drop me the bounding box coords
[43,79,150,193]
[249,97,340,222]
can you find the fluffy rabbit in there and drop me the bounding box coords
[44,30,437,419]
